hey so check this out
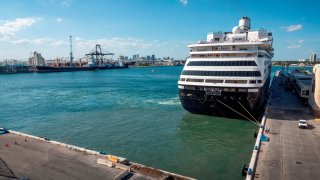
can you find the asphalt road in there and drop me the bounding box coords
[254,77,320,180]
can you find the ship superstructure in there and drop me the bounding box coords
[178,17,273,120]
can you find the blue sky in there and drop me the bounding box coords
[0,0,319,60]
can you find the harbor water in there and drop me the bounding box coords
[0,66,295,179]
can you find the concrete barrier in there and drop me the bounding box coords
[97,158,114,168]
[246,115,266,180]
[114,169,129,180]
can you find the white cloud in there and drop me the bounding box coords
[56,18,63,23]
[11,39,32,44]
[179,0,188,6]
[50,40,68,47]
[0,18,40,37]
[282,24,302,32]
[33,37,54,44]
[298,39,304,43]
[0,35,186,60]
[288,45,301,49]
[10,37,54,45]
[75,37,154,52]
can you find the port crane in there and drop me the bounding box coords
[85,44,114,66]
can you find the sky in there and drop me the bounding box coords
[0,0,319,61]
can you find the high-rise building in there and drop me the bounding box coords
[119,55,125,61]
[147,55,151,61]
[29,51,46,66]
[133,54,140,60]
[311,53,317,62]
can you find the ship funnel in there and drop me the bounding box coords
[239,17,251,32]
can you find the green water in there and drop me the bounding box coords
[0,66,257,179]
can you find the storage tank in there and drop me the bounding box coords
[239,17,251,32]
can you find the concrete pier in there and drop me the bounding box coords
[0,130,195,180]
[247,75,320,180]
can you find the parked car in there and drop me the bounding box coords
[298,119,308,129]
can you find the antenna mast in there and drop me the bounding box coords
[69,35,73,66]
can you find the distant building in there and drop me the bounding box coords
[133,54,139,60]
[147,55,151,61]
[151,54,155,64]
[119,55,125,61]
[29,51,46,66]
[311,53,317,62]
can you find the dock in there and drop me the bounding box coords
[0,130,194,180]
[246,74,320,180]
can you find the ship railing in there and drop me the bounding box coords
[190,55,257,59]
[193,39,272,45]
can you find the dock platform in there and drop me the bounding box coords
[247,75,320,180]
[0,130,194,180]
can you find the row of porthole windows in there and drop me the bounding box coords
[180,78,262,84]
[181,70,262,77]
[187,61,257,66]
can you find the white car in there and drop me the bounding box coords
[298,120,308,129]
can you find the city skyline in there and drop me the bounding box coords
[0,0,319,60]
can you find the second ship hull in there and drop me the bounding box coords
[36,65,128,73]
[179,76,270,120]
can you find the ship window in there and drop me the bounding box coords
[206,79,223,83]
[238,88,247,92]
[182,70,261,77]
[186,78,204,82]
[249,80,256,84]
[186,61,257,67]
[257,80,262,83]
[225,80,247,84]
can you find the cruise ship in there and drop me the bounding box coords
[178,17,273,120]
